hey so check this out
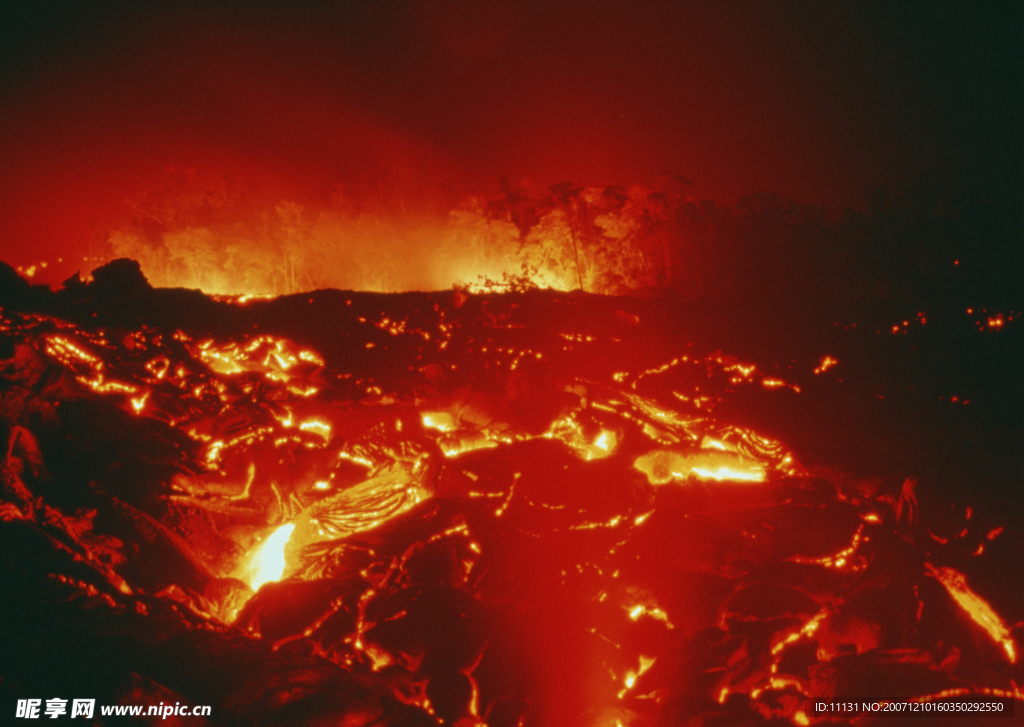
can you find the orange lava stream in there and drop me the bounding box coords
[925,563,1018,663]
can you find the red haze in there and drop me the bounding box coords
[0,2,1016,290]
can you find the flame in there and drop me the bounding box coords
[249,523,296,591]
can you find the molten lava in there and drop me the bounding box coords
[248,523,296,592]
[926,563,1018,664]
[1,276,1021,726]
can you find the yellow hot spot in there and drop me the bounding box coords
[441,437,500,458]
[270,352,293,369]
[545,418,618,461]
[634,511,652,526]
[626,602,675,629]
[814,355,839,374]
[205,440,225,467]
[733,363,755,377]
[618,656,655,699]
[337,451,375,469]
[421,412,456,432]
[250,523,296,591]
[575,428,619,460]
[593,429,616,453]
[229,293,275,304]
[130,393,149,414]
[755,675,808,698]
[571,514,625,531]
[76,376,138,395]
[45,335,99,364]
[648,608,672,627]
[690,465,765,482]
[771,608,829,656]
[277,411,294,427]
[926,563,1017,663]
[288,383,320,397]
[790,524,865,569]
[635,450,767,485]
[194,336,324,382]
[145,357,171,379]
[300,418,332,440]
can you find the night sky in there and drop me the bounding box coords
[0,1,1020,287]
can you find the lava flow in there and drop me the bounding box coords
[0,260,1021,726]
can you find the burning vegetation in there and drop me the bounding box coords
[15,171,1017,316]
[0,258,1021,726]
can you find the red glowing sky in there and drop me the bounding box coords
[0,1,1018,286]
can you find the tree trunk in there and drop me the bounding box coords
[567,219,584,292]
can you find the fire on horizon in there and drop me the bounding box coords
[0,1,1019,297]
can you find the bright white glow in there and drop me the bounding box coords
[250,523,295,591]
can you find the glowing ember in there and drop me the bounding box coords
[248,523,296,592]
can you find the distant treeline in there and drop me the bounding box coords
[16,168,1021,307]
[466,175,1022,312]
